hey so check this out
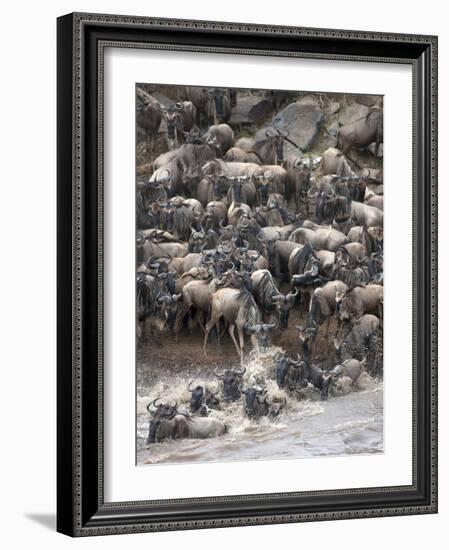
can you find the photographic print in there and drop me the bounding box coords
[136,84,384,466]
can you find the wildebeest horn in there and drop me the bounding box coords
[146,402,157,414]
[274,351,285,361]
[187,380,196,392]
[289,353,301,364]
[152,397,161,408]
[357,254,367,263]
[219,220,231,229]
[232,367,246,375]
[307,188,317,198]
[272,294,284,303]
[249,250,260,261]
[170,401,178,410]
[214,367,225,378]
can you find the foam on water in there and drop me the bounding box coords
[137,346,383,464]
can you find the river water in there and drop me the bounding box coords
[136,348,383,465]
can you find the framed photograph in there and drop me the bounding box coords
[57,12,438,536]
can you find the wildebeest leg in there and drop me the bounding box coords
[236,326,246,361]
[325,316,331,337]
[194,310,205,334]
[228,324,241,357]
[203,313,221,355]
[146,135,151,161]
[174,303,190,340]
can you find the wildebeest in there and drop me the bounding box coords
[203,289,261,358]
[339,284,383,321]
[350,201,383,227]
[319,358,365,398]
[206,88,232,124]
[275,352,303,389]
[187,381,221,414]
[289,226,348,252]
[246,323,276,350]
[337,107,383,158]
[335,313,381,363]
[174,278,218,336]
[250,269,281,322]
[295,324,319,362]
[347,225,380,255]
[251,128,291,165]
[203,124,234,157]
[214,366,246,402]
[318,147,356,177]
[147,413,227,444]
[309,280,348,332]
[136,87,162,159]
[161,101,197,149]
[240,385,269,418]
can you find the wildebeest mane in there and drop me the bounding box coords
[291,244,316,275]
[235,289,261,328]
[256,271,278,313]
[137,276,158,316]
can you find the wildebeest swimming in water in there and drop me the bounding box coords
[146,398,226,444]
[214,367,246,402]
[187,381,221,414]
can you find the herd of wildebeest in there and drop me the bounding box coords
[136,86,383,446]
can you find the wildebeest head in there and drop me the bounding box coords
[338,293,356,321]
[188,224,206,253]
[156,293,181,328]
[319,371,341,400]
[315,191,335,224]
[161,103,184,143]
[183,125,202,144]
[207,88,229,121]
[253,173,274,206]
[230,176,246,205]
[212,175,228,200]
[214,367,246,402]
[295,324,318,360]
[159,201,175,232]
[146,398,178,444]
[247,323,276,349]
[272,289,298,329]
[240,385,267,418]
[275,352,302,389]
[187,381,205,413]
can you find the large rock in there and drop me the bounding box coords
[228,95,273,125]
[256,97,323,153]
[338,102,369,125]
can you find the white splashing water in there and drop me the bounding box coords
[137,346,383,465]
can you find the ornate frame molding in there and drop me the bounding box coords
[57,12,438,536]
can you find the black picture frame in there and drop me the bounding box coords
[57,12,438,536]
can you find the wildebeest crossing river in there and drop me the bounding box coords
[136,85,384,466]
[137,345,383,465]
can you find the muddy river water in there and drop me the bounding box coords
[137,348,383,466]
